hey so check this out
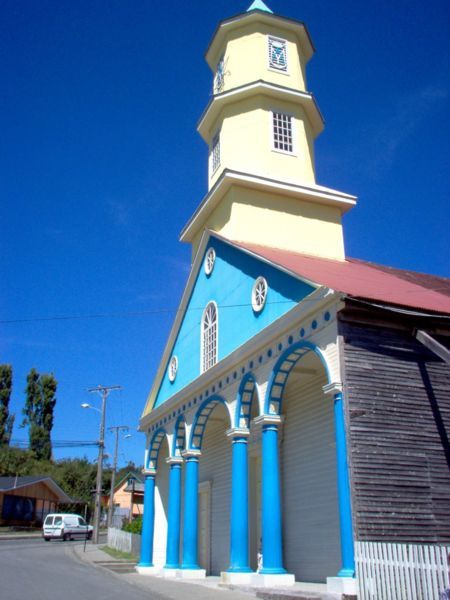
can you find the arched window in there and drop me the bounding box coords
[201,301,218,373]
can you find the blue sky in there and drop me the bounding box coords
[1,0,449,467]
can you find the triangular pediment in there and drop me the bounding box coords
[142,232,318,416]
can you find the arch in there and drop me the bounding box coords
[189,394,231,450]
[146,427,168,469]
[201,301,218,373]
[264,341,331,414]
[172,414,186,457]
[234,372,260,428]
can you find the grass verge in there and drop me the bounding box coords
[101,545,137,561]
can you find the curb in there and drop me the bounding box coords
[0,535,42,541]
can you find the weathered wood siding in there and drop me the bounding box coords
[5,482,59,501]
[339,306,450,543]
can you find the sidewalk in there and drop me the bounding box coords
[0,530,41,541]
[71,542,254,600]
[70,542,342,600]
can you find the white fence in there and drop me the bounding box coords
[356,541,450,600]
[107,527,141,557]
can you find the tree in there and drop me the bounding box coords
[0,446,38,476]
[0,447,101,509]
[0,364,14,445]
[22,368,57,461]
[51,457,98,503]
[116,461,140,483]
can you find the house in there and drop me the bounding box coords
[0,476,74,526]
[107,472,144,526]
[136,1,450,596]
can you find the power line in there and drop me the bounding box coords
[10,439,99,448]
[0,298,320,325]
[0,307,176,324]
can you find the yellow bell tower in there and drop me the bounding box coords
[181,1,357,261]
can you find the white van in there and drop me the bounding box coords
[43,513,93,541]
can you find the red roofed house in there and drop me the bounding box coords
[136,3,450,597]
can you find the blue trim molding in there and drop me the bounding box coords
[234,373,259,428]
[264,340,331,414]
[189,394,229,450]
[147,427,167,469]
[172,415,186,456]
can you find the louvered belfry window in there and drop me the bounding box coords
[214,55,225,93]
[268,36,287,71]
[211,132,220,174]
[202,302,218,372]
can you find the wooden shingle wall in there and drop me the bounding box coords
[338,305,450,544]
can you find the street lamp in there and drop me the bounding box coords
[81,400,106,543]
[80,385,122,544]
[81,403,101,413]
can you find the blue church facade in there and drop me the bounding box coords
[136,2,450,597]
[138,234,354,589]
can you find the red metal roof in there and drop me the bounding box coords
[229,239,450,314]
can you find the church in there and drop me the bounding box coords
[137,2,450,597]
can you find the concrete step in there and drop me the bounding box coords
[93,560,136,565]
[101,565,137,574]
[223,586,340,600]
[256,592,337,600]
[93,561,137,574]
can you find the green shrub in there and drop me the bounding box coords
[122,516,142,534]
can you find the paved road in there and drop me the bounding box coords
[0,538,152,600]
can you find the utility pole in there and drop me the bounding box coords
[88,384,122,544]
[107,425,130,530]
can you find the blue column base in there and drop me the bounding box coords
[180,564,201,570]
[259,567,287,575]
[137,561,154,567]
[337,567,355,578]
[226,567,253,573]
[164,563,179,569]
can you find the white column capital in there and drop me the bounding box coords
[253,414,283,427]
[181,448,202,459]
[323,382,343,395]
[166,456,184,465]
[142,468,157,477]
[226,427,250,439]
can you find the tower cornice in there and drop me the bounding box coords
[197,80,324,142]
[205,10,315,71]
[179,169,357,244]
